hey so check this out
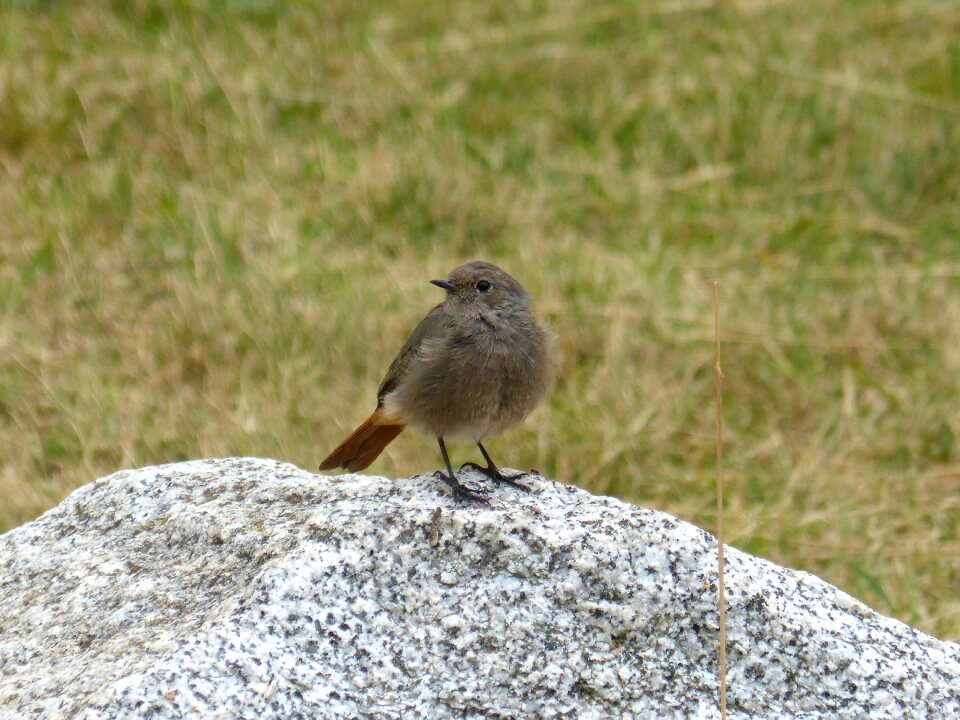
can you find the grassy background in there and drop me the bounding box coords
[2,0,959,639]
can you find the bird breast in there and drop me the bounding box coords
[385,315,551,441]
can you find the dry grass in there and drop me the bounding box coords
[1,0,959,639]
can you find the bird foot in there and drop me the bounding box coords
[432,471,490,503]
[459,463,532,493]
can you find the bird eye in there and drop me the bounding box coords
[476,280,492,292]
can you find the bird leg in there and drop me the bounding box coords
[460,442,531,492]
[435,437,490,502]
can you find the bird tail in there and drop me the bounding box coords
[318,408,405,472]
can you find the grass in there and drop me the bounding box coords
[2,0,959,640]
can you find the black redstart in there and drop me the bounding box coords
[319,260,552,500]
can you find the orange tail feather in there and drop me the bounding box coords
[319,408,405,472]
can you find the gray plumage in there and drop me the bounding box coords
[381,261,551,441]
[320,260,552,501]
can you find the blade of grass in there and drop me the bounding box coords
[714,281,728,720]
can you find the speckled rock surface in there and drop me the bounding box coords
[1,458,958,719]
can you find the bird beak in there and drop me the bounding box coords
[430,279,457,292]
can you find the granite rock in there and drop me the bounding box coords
[1,457,958,719]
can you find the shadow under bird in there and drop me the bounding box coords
[319,260,552,501]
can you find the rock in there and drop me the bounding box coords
[1,458,958,719]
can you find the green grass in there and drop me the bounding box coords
[2,0,959,640]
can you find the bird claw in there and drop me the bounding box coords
[432,471,490,503]
[458,463,532,493]
[495,474,532,493]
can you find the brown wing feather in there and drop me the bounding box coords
[321,303,449,473]
[376,304,448,402]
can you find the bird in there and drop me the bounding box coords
[319,260,552,501]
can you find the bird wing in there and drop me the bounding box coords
[376,303,448,404]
